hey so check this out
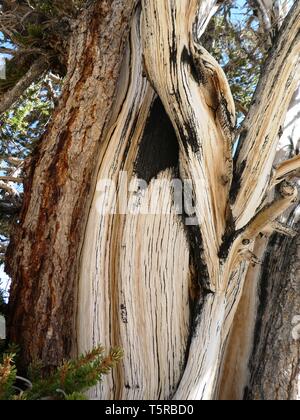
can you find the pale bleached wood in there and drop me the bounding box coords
[142,0,234,291]
[141,0,237,400]
[194,0,221,39]
[233,0,300,229]
[240,182,297,240]
[218,237,267,400]
[77,9,191,400]
[219,82,300,400]
[76,0,300,400]
[272,155,300,186]
[140,0,299,400]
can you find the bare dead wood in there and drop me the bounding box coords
[271,154,300,186]
[233,1,300,228]
[139,0,300,400]
[142,0,234,291]
[5,0,300,401]
[241,182,297,240]
[77,7,192,399]
[219,81,300,401]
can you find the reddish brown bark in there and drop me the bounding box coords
[6,0,136,370]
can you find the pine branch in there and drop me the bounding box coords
[24,346,123,400]
[0,354,17,401]
[0,202,21,215]
[4,158,24,167]
[0,181,20,196]
[0,47,16,55]
[0,56,48,115]
[0,176,23,183]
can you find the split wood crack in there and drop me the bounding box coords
[141,0,300,399]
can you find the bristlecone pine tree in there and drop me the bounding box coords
[1,0,299,400]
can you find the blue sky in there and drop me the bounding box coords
[0,36,12,295]
[0,268,10,301]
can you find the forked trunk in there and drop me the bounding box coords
[6,0,300,399]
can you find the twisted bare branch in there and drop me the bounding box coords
[271,154,300,186]
[233,0,300,228]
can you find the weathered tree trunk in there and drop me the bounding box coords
[218,85,300,400]
[245,220,300,400]
[6,0,300,400]
[218,212,300,401]
[7,0,136,370]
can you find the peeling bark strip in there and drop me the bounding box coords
[6,0,136,369]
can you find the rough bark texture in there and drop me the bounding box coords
[245,224,300,400]
[6,0,136,370]
[5,0,300,400]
